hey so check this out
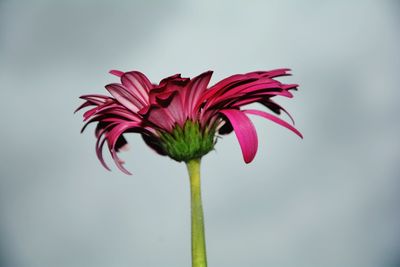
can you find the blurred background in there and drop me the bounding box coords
[0,0,399,267]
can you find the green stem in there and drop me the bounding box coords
[186,158,207,267]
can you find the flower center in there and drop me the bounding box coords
[159,120,216,162]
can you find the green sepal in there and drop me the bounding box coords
[160,121,216,162]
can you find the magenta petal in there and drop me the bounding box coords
[166,92,186,127]
[219,109,258,163]
[96,134,111,171]
[258,68,291,78]
[147,107,175,132]
[106,122,141,175]
[111,150,131,175]
[243,109,303,138]
[185,71,213,117]
[259,100,296,125]
[77,68,301,175]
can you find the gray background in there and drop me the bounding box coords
[1,1,399,267]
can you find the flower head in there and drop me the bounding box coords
[76,69,302,174]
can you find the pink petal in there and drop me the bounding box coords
[121,72,151,104]
[105,83,143,112]
[74,101,93,113]
[219,109,258,163]
[258,100,296,125]
[106,122,141,175]
[243,109,303,138]
[83,106,100,121]
[109,70,124,77]
[96,129,112,171]
[110,150,131,175]
[128,71,153,92]
[76,95,111,112]
[254,68,291,78]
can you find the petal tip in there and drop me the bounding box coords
[109,70,124,77]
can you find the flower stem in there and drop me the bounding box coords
[186,158,207,267]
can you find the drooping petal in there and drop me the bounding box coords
[77,68,301,175]
[257,99,296,125]
[243,109,303,138]
[95,122,119,171]
[106,122,142,175]
[110,150,131,175]
[219,109,258,163]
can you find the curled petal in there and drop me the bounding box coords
[110,150,131,175]
[106,122,142,175]
[219,109,258,163]
[95,122,119,171]
[243,109,303,138]
[258,100,296,125]
[77,68,301,174]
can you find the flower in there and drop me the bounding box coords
[76,69,302,174]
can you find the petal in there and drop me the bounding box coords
[95,122,119,171]
[105,83,143,112]
[74,101,93,113]
[185,71,213,117]
[166,92,186,127]
[109,70,124,77]
[110,150,131,175]
[96,136,111,171]
[147,107,175,132]
[121,71,152,104]
[243,109,303,138]
[197,74,246,106]
[219,109,258,163]
[251,68,291,78]
[202,76,293,111]
[106,122,141,175]
[75,94,111,113]
[258,99,296,125]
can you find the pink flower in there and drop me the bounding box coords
[76,69,302,174]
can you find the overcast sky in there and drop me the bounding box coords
[0,1,399,267]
